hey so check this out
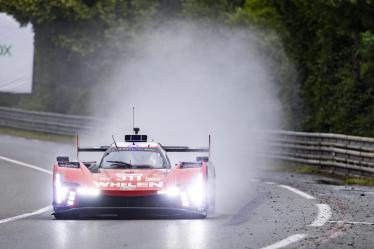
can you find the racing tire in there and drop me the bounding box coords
[206,184,215,217]
[188,211,207,219]
[195,213,207,219]
[208,196,215,216]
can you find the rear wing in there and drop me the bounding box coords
[77,146,109,152]
[75,134,109,158]
[163,135,211,159]
[163,146,209,152]
[75,134,211,159]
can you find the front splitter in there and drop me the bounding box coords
[52,206,207,219]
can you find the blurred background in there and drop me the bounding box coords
[0,0,372,137]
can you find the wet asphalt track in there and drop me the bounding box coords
[0,134,373,249]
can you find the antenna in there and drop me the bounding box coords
[76,133,80,160]
[132,106,140,135]
[112,135,119,150]
[208,134,211,158]
[132,106,135,134]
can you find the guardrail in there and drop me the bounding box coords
[0,107,102,136]
[265,130,374,176]
[0,107,373,176]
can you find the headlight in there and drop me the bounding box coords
[55,173,68,204]
[67,191,76,206]
[158,186,180,197]
[159,173,205,208]
[55,174,77,206]
[187,173,205,207]
[55,174,100,206]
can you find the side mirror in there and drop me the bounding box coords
[88,162,100,173]
[83,161,97,167]
[57,156,69,163]
[56,156,79,168]
[196,156,209,162]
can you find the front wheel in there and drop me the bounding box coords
[206,180,216,216]
[195,213,207,219]
[208,197,215,215]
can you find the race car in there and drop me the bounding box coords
[52,128,215,219]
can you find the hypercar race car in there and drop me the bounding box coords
[52,128,215,219]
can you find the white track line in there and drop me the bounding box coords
[279,185,316,200]
[0,155,52,175]
[0,155,53,224]
[310,204,332,227]
[0,206,52,224]
[260,234,307,249]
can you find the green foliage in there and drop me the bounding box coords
[0,0,373,136]
[0,0,160,114]
[230,0,374,136]
[181,0,230,20]
[0,0,114,25]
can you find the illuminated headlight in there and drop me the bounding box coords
[180,191,190,207]
[55,173,68,204]
[158,186,180,197]
[159,173,206,208]
[77,187,100,197]
[187,173,205,207]
[67,191,76,206]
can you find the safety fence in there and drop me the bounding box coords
[265,130,374,176]
[0,107,102,136]
[0,107,373,175]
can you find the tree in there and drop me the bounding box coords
[0,0,159,114]
[230,0,374,136]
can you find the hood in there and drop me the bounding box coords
[91,169,170,192]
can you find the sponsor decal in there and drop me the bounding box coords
[116,173,143,181]
[120,184,136,190]
[93,173,164,190]
[145,177,161,182]
[0,45,12,56]
[94,181,163,189]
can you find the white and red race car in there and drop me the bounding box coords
[52,129,215,219]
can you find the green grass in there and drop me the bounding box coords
[294,165,322,174]
[286,164,374,186]
[344,177,374,186]
[0,126,74,143]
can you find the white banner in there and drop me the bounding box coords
[0,13,34,93]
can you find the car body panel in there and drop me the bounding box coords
[52,139,214,218]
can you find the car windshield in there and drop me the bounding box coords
[101,148,166,169]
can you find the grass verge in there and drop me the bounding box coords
[0,126,74,143]
[283,164,374,186]
[344,177,374,186]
